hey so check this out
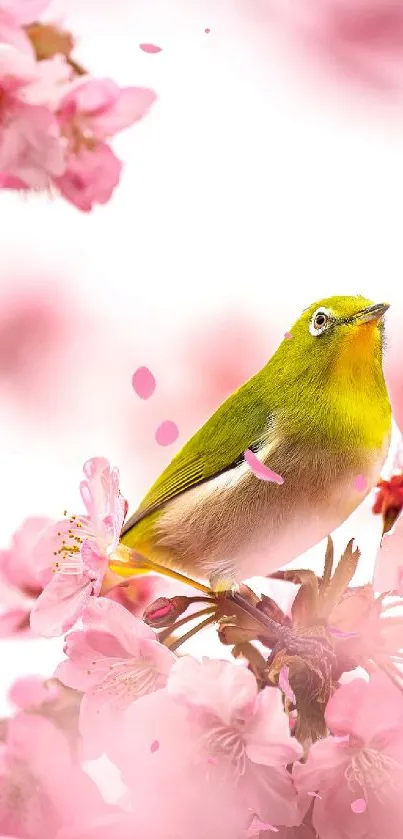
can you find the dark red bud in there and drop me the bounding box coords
[143,596,191,628]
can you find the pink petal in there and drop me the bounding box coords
[54,143,122,212]
[0,103,66,188]
[0,607,31,637]
[205,28,211,34]
[283,331,293,339]
[0,516,52,591]
[325,674,403,743]
[351,798,367,814]
[278,665,296,704]
[155,420,179,446]
[82,597,156,651]
[30,571,94,637]
[0,11,34,53]
[81,541,107,576]
[56,630,129,692]
[8,675,59,709]
[168,657,258,725]
[31,517,77,579]
[244,449,284,484]
[132,366,156,399]
[245,688,302,766]
[1,0,51,25]
[63,80,157,138]
[139,43,163,53]
[353,474,368,492]
[150,740,159,752]
[82,457,110,481]
[84,643,173,716]
[0,172,27,189]
[58,79,118,122]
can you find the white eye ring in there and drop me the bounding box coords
[309,307,332,337]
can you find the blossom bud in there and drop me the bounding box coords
[143,596,191,628]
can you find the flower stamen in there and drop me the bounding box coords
[345,746,402,802]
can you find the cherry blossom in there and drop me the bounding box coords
[56,597,176,758]
[0,46,69,189]
[0,711,111,839]
[294,673,403,839]
[53,79,156,211]
[0,517,53,636]
[30,457,127,637]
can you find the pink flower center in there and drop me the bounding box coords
[345,747,401,803]
[61,113,97,154]
[92,658,159,708]
[201,723,247,781]
[52,515,101,573]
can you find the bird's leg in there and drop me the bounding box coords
[226,590,294,646]
[165,614,217,652]
[110,547,212,595]
[157,606,217,643]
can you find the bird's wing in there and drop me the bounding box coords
[121,376,274,535]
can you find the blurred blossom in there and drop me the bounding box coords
[7,675,60,710]
[0,517,53,636]
[270,0,403,97]
[294,673,403,839]
[0,711,111,839]
[106,657,302,838]
[0,2,156,208]
[53,80,156,212]
[0,280,76,414]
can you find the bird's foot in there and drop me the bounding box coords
[111,546,212,595]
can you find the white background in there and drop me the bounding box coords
[1,0,403,712]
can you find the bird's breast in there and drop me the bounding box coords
[153,431,390,583]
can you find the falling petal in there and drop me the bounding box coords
[351,798,367,814]
[132,366,156,399]
[207,756,217,765]
[244,449,284,484]
[278,665,296,704]
[284,331,293,339]
[155,420,179,446]
[354,475,368,492]
[205,28,210,33]
[150,740,160,752]
[139,43,162,53]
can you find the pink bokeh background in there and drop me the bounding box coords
[2,0,403,708]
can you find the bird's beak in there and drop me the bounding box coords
[352,302,390,325]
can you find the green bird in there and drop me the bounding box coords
[119,296,391,590]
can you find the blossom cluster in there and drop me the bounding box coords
[1,447,403,838]
[0,0,156,210]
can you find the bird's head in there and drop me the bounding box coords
[286,295,388,382]
[271,295,391,447]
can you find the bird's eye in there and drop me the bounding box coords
[309,308,331,337]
